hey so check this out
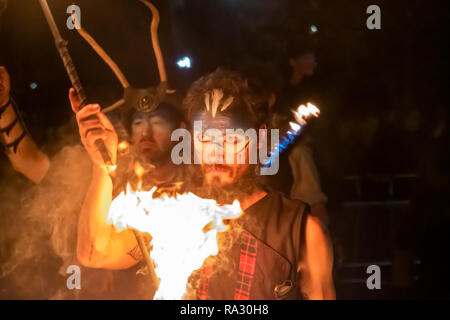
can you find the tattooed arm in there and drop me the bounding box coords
[0,66,50,183]
[70,88,144,269]
[76,166,143,269]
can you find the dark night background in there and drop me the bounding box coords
[1,0,449,299]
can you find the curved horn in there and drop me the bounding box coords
[71,13,130,89]
[76,27,130,89]
[139,0,168,83]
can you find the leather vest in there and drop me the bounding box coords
[194,191,309,300]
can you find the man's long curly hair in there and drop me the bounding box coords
[183,68,270,129]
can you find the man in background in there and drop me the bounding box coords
[269,38,329,225]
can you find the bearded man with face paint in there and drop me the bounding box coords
[183,69,335,300]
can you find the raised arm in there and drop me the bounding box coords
[69,88,141,270]
[0,66,50,183]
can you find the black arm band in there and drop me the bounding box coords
[0,96,12,118]
[5,130,26,153]
[0,117,18,136]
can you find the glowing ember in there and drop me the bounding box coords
[107,185,242,300]
[117,141,130,154]
[107,164,117,174]
[135,162,145,179]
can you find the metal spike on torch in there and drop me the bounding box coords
[38,0,113,168]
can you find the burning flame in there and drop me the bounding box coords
[107,183,242,300]
[265,102,320,167]
[289,121,301,132]
[293,102,320,125]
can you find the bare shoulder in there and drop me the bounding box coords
[303,214,333,272]
[299,214,336,299]
[305,215,331,246]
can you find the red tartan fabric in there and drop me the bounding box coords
[234,231,258,300]
[193,192,307,300]
[196,264,212,300]
[195,231,259,300]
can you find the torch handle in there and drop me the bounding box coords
[56,41,87,106]
[56,41,113,166]
[132,229,159,296]
[94,140,113,166]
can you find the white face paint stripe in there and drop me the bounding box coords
[204,92,211,112]
[220,96,234,112]
[211,89,223,118]
[204,89,234,118]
